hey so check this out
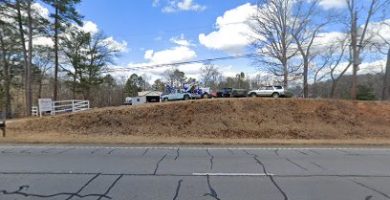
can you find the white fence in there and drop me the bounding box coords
[37,99,90,117]
[31,106,38,116]
[51,100,90,115]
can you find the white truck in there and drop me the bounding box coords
[248,85,286,98]
[161,89,201,102]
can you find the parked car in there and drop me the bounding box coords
[248,86,285,98]
[199,88,212,99]
[217,88,248,98]
[161,90,201,102]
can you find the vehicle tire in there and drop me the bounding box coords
[163,98,169,102]
[203,93,209,99]
[250,93,257,98]
[272,93,280,98]
[183,95,190,100]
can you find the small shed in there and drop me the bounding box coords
[132,91,162,105]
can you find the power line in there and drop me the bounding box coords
[105,40,350,73]
[104,54,256,73]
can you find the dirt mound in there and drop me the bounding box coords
[9,99,390,140]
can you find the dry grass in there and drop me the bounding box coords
[3,133,390,146]
[5,98,390,145]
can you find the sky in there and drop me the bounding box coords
[75,0,261,81]
[34,0,390,84]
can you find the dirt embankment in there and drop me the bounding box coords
[8,98,390,141]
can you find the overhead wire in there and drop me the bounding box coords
[104,39,350,73]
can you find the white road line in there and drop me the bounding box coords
[192,173,274,176]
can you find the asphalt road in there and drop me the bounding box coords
[0,146,390,200]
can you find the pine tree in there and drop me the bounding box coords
[42,0,83,101]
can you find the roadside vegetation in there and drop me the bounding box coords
[0,0,389,120]
[8,98,390,143]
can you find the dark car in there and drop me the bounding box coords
[217,88,247,98]
[217,88,233,97]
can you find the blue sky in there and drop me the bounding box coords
[77,0,247,59]
[75,0,260,79]
[33,0,389,83]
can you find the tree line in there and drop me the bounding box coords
[250,0,390,100]
[0,0,120,117]
[1,0,390,118]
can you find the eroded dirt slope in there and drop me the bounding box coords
[9,98,390,140]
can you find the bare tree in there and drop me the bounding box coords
[250,0,298,88]
[373,24,390,100]
[291,0,331,98]
[312,55,332,98]
[200,64,222,91]
[346,0,390,99]
[33,46,52,98]
[163,68,186,88]
[327,41,352,98]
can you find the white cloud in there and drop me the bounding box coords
[359,59,387,74]
[366,19,390,43]
[157,0,206,13]
[140,46,196,65]
[33,36,54,47]
[102,37,128,53]
[125,45,200,81]
[319,0,347,10]
[199,3,257,54]
[32,3,49,19]
[80,21,99,35]
[170,34,194,46]
[310,31,347,53]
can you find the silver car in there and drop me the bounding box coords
[248,86,285,98]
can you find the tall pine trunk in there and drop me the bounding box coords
[16,0,30,116]
[0,30,11,118]
[26,0,33,116]
[53,6,59,101]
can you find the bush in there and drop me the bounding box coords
[283,91,294,98]
[357,85,376,101]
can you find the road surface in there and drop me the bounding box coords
[0,145,390,199]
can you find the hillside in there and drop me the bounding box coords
[8,98,390,141]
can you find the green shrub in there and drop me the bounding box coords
[357,85,376,101]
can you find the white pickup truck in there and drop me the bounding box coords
[161,90,201,102]
[248,86,285,98]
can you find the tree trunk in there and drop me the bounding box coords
[283,60,288,89]
[16,0,30,116]
[53,6,59,101]
[303,58,309,98]
[26,0,33,116]
[350,10,358,100]
[383,47,390,100]
[331,63,352,98]
[330,79,338,98]
[38,78,43,99]
[72,72,76,99]
[0,30,11,118]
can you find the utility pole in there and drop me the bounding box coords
[383,47,390,100]
[351,8,359,100]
